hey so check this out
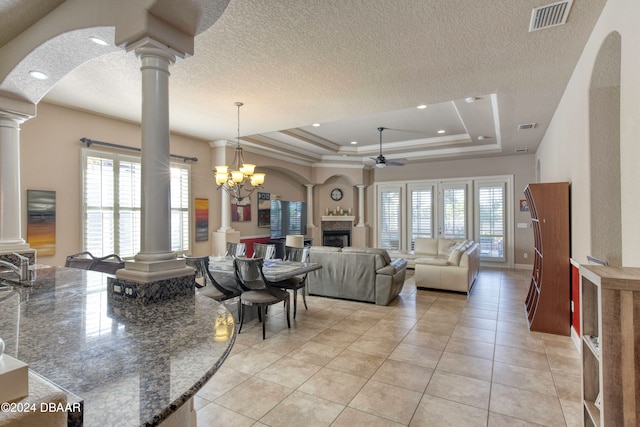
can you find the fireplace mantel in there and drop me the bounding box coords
[321,216,355,222]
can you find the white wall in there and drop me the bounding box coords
[535,0,640,266]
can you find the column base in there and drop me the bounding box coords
[352,225,369,247]
[108,268,194,306]
[110,258,194,305]
[212,230,240,256]
[0,248,36,264]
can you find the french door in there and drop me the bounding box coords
[376,176,510,265]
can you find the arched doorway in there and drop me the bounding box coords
[589,32,621,266]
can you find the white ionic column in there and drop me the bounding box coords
[304,184,316,228]
[0,112,31,250]
[133,43,178,263]
[356,185,366,227]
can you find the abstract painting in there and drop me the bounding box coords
[195,198,209,241]
[27,190,56,256]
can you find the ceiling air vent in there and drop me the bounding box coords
[529,0,573,32]
[515,148,529,153]
[517,123,537,130]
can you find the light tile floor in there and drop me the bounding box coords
[195,268,582,426]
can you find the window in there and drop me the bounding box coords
[476,182,505,261]
[441,184,467,239]
[375,175,512,266]
[82,149,190,258]
[409,185,434,249]
[378,187,401,250]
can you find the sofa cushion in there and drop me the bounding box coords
[310,246,343,253]
[342,247,392,269]
[448,248,463,265]
[438,239,462,256]
[414,238,438,255]
[415,257,450,266]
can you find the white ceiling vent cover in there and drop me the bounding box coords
[529,0,573,32]
[518,123,537,130]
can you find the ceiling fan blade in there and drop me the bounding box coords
[386,157,408,166]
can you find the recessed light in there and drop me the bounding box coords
[417,104,427,109]
[465,97,479,103]
[89,36,109,46]
[350,141,358,145]
[312,123,320,127]
[437,129,446,134]
[29,70,48,80]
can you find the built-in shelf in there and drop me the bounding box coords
[580,265,640,426]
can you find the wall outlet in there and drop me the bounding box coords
[523,252,528,259]
[124,286,137,298]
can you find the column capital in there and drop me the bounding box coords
[356,184,367,189]
[127,37,182,65]
[304,184,315,189]
[0,95,36,124]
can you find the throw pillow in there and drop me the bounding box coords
[448,242,462,254]
[448,248,463,265]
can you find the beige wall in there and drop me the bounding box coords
[535,0,640,266]
[19,102,539,267]
[20,102,219,266]
[370,154,536,266]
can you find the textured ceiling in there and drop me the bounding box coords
[0,0,607,167]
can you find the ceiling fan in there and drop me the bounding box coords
[371,127,407,168]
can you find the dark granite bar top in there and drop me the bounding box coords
[0,265,236,426]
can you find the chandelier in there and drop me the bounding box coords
[214,102,265,202]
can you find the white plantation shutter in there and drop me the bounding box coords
[410,186,433,249]
[118,160,142,257]
[170,165,190,253]
[82,149,190,258]
[442,186,466,239]
[477,183,505,261]
[84,156,115,255]
[379,188,401,250]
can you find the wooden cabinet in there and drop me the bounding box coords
[523,182,570,335]
[580,265,640,426]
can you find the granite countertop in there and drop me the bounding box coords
[0,265,235,426]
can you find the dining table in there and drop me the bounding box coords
[207,256,322,281]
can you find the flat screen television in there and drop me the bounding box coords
[270,200,307,239]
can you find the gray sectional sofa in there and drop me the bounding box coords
[307,246,407,306]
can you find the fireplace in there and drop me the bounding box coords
[321,216,354,248]
[323,230,351,248]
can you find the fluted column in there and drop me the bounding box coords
[356,185,366,226]
[133,44,177,263]
[304,184,316,228]
[0,111,31,250]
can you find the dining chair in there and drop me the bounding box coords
[276,246,311,319]
[233,257,290,339]
[252,243,276,260]
[184,255,242,302]
[226,242,246,257]
[65,251,124,275]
